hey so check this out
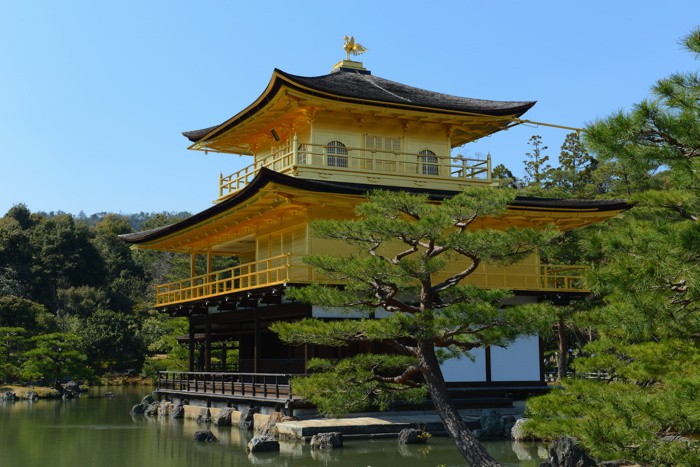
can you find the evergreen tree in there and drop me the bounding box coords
[522,135,552,189]
[271,187,558,466]
[524,27,700,464]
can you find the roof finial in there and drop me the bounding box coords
[343,36,367,60]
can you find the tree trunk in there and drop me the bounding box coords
[557,314,567,381]
[417,342,501,466]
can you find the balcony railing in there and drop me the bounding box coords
[218,138,492,200]
[539,265,588,292]
[154,253,588,308]
[155,253,291,306]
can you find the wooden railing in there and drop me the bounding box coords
[155,254,291,306]
[539,265,588,292]
[157,371,303,401]
[218,137,492,199]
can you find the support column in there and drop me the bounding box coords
[221,342,227,371]
[205,317,212,372]
[253,316,261,373]
[188,320,195,372]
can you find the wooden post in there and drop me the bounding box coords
[188,320,195,372]
[253,316,261,373]
[205,317,212,372]
[221,341,227,371]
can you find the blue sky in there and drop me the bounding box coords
[1,1,698,216]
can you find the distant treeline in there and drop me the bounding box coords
[0,205,194,384]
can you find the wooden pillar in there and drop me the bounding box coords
[253,316,261,373]
[205,317,212,372]
[188,320,195,372]
[221,342,227,371]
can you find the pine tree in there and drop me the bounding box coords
[271,187,558,466]
[524,27,700,464]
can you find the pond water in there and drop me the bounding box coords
[0,387,548,466]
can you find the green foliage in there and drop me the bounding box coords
[525,27,700,464]
[20,333,94,383]
[0,205,196,381]
[0,295,55,334]
[291,354,427,415]
[0,327,29,383]
[79,309,146,372]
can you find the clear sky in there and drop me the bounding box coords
[1,1,698,216]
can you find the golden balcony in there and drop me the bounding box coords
[154,253,589,308]
[217,138,492,201]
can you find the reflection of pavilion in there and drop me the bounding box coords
[122,56,627,410]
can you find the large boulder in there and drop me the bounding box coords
[130,403,147,415]
[194,430,217,442]
[247,436,280,453]
[539,436,596,467]
[256,411,293,437]
[397,428,429,445]
[310,432,343,450]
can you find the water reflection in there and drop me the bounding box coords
[1,388,547,466]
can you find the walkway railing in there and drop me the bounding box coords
[155,253,291,306]
[218,138,492,199]
[157,371,303,401]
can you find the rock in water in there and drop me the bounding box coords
[170,404,184,419]
[194,430,217,442]
[144,401,160,416]
[213,407,235,426]
[397,428,428,445]
[1,391,17,402]
[247,436,279,453]
[239,407,259,430]
[63,381,81,397]
[310,432,343,450]
[540,436,596,467]
[511,418,534,441]
[195,408,210,424]
[480,409,505,438]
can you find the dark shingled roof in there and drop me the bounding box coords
[182,68,536,143]
[120,168,631,244]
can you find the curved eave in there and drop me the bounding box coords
[121,168,631,248]
[183,69,536,147]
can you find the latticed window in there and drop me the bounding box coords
[326,140,348,167]
[419,149,439,175]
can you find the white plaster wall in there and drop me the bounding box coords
[440,348,487,382]
[490,335,541,381]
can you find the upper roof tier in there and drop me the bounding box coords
[182,63,536,152]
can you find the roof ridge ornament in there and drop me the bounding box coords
[343,36,367,60]
[332,36,370,74]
